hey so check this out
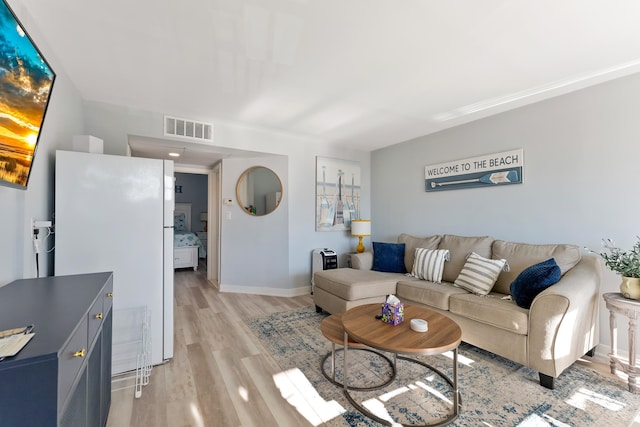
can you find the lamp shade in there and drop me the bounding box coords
[200,212,208,221]
[351,219,371,236]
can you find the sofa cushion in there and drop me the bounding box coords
[492,240,581,294]
[454,252,508,295]
[314,268,401,300]
[372,242,406,273]
[396,279,469,311]
[438,235,494,283]
[397,233,442,272]
[411,248,450,283]
[510,258,561,309]
[449,292,530,335]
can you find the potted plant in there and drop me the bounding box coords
[596,237,640,299]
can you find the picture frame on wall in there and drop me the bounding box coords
[0,0,56,190]
[425,148,523,192]
[316,157,361,232]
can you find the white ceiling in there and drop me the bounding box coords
[16,0,640,157]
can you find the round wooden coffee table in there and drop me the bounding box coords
[341,303,463,426]
[320,313,396,390]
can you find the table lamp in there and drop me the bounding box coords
[200,212,208,232]
[351,219,371,253]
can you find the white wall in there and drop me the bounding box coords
[82,101,371,296]
[0,2,84,285]
[371,71,640,357]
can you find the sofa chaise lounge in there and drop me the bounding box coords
[313,234,602,389]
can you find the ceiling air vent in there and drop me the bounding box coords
[164,115,213,141]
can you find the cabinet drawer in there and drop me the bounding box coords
[58,316,88,413]
[174,247,196,264]
[88,295,104,346]
[103,277,114,314]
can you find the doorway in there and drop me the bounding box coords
[174,166,219,284]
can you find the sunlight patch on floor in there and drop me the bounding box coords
[237,385,249,402]
[565,387,625,411]
[441,350,476,367]
[378,385,411,402]
[189,402,205,427]
[361,397,402,426]
[516,412,571,426]
[360,378,453,425]
[273,368,345,426]
[415,380,452,404]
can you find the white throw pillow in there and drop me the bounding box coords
[454,252,509,295]
[411,248,450,283]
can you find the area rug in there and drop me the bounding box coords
[245,306,640,426]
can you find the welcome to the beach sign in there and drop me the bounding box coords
[425,148,523,192]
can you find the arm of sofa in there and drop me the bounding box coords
[351,251,373,270]
[528,254,602,380]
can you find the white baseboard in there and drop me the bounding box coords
[219,283,311,298]
[591,343,640,365]
[590,344,610,364]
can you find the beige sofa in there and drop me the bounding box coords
[313,234,602,389]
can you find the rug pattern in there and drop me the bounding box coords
[245,306,640,426]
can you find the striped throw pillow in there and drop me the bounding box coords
[411,248,450,283]
[454,252,509,295]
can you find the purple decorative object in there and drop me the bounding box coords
[381,302,404,325]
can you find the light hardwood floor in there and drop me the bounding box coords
[106,263,318,427]
[106,265,638,427]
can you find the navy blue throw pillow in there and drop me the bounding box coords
[510,258,561,309]
[372,242,406,273]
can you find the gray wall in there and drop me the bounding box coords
[175,172,208,232]
[220,156,289,292]
[0,6,84,286]
[371,71,640,356]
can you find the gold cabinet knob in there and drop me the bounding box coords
[95,313,103,319]
[106,292,113,297]
[73,349,86,358]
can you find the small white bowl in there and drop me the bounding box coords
[410,318,428,333]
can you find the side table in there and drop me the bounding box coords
[603,292,640,393]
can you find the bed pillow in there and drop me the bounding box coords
[510,258,561,309]
[411,248,450,283]
[174,213,186,231]
[454,252,509,295]
[372,242,406,273]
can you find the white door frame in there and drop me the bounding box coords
[174,164,220,284]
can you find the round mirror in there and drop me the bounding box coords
[236,166,283,216]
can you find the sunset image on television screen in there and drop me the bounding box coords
[0,1,54,187]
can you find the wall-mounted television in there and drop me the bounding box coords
[0,0,55,189]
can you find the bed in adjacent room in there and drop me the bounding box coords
[173,203,206,270]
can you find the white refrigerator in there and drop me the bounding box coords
[54,150,174,374]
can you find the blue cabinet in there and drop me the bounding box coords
[0,272,113,427]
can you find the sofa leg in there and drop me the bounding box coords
[539,373,555,389]
[585,347,596,357]
[315,305,323,314]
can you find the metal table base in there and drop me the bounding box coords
[342,331,461,427]
[321,342,397,390]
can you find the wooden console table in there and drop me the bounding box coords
[603,292,639,393]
